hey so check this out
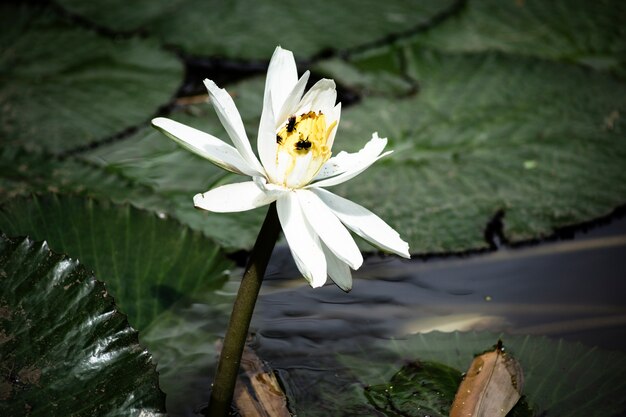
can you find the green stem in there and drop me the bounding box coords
[205,202,281,416]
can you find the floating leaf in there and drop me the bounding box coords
[0,194,236,415]
[81,108,266,250]
[0,235,166,416]
[0,194,233,331]
[54,0,458,59]
[408,0,626,76]
[232,345,290,417]
[450,342,524,417]
[0,4,183,153]
[312,58,416,97]
[334,49,626,252]
[0,147,160,207]
[364,361,461,417]
[84,47,626,254]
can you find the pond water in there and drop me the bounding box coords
[253,216,626,356]
[153,215,626,416]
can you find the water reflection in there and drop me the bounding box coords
[254,217,626,354]
[150,217,626,416]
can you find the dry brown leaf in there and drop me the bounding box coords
[450,341,523,417]
[233,345,291,417]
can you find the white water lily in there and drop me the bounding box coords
[152,46,409,291]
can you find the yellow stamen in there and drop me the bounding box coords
[275,111,334,187]
[276,111,331,159]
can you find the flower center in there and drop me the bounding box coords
[274,111,336,188]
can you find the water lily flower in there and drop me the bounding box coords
[152,46,409,291]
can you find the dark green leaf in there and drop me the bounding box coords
[84,48,626,254]
[0,194,233,331]
[408,0,626,76]
[334,49,626,252]
[364,361,460,417]
[0,235,166,416]
[0,4,183,153]
[54,0,458,59]
[81,105,266,250]
[0,195,235,415]
[0,147,159,207]
[312,57,416,97]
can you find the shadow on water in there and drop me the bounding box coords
[156,217,626,416]
[252,216,626,357]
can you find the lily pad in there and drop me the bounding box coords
[0,194,233,331]
[0,234,166,416]
[54,0,458,59]
[0,195,236,415]
[334,49,626,252]
[269,332,626,417]
[82,105,266,250]
[0,137,263,251]
[87,48,626,254]
[0,146,240,250]
[407,0,626,76]
[364,361,461,417]
[312,57,417,97]
[0,4,183,153]
[0,147,156,206]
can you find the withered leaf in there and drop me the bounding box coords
[450,341,523,417]
[233,345,291,417]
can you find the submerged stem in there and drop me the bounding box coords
[206,202,281,417]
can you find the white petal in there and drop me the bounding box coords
[312,188,410,258]
[276,70,310,126]
[265,46,299,119]
[257,88,279,182]
[312,133,389,186]
[295,79,337,116]
[276,193,327,287]
[151,117,259,177]
[296,189,362,270]
[285,151,313,188]
[322,243,353,292]
[326,102,341,149]
[193,181,280,213]
[273,149,290,185]
[204,79,265,174]
[253,174,287,194]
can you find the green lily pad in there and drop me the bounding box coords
[88,48,626,254]
[334,49,626,253]
[0,194,233,331]
[0,138,262,251]
[0,147,157,206]
[407,0,626,76]
[82,104,266,250]
[312,57,417,97]
[364,361,461,417]
[0,234,166,416]
[0,4,183,154]
[272,332,626,417]
[0,145,238,249]
[0,194,236,414]
[54,0,457,59]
